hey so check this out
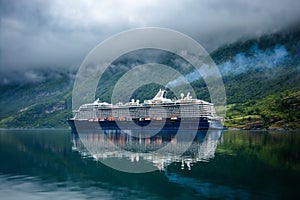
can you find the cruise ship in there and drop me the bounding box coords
[68,89,223,132]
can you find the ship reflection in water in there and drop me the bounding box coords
[71,130,223,171]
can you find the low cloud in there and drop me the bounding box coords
[1,0,299,76]
[219,44,289,75]
[166,44,290,88]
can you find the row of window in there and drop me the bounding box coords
[76,104,214,119]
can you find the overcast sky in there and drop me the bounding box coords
[1,0,300,75]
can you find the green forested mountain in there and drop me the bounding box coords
[0,71,73,128]
[211,30,300,129]
[0,30,299,129]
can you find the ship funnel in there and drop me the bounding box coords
[153,89,167,100]
[153,89,162,99]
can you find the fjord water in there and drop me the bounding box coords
[0,129,299,199]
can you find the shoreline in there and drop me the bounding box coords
[0,127,299,132]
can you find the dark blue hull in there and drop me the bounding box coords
[68,117,223,133]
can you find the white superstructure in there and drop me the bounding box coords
[74,89,218,121]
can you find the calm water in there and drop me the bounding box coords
[0,129,299,199]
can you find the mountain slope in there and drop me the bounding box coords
[0,30,299,129]
[0,71,73,128]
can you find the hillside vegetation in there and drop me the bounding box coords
[0,30,299,129]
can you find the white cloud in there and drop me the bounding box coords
[0,0,299,74]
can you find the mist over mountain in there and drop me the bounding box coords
[166,43,291,89]
[1,0,300,75]
[219,44,289,75]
